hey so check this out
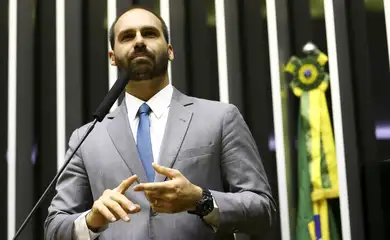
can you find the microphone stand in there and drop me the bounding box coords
[12,70,129,240]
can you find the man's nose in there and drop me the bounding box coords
[134,32,145,47]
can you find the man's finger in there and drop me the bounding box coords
[133,181,170,192]
[152,163,180,179]
[109,193,141,213]
[114,175,138,193]
[101,197,130,222]
[94,200,117,222]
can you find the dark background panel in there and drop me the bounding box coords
[273,0,296,237]
[34,0,58,239]
[366,11,390,125]
[83,0,109,122]
[136,0,155,9]
[373,6,390,232]
[117,0,135,16]
[169,0,189,94]
[238,1,279,239]
[289,0,312,54]
[15,0,37,239]
[186,0,219,101]
[332,0,365,238]
[0,0,8,238]
[66,0,84,140]
[345,0,385,239]
[224,0,243,113]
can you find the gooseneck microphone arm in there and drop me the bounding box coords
[12,70,130,240]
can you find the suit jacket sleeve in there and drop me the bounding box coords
[44,128,93,240]
[210,104,277,237]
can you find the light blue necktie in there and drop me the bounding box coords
[136,103,155,182]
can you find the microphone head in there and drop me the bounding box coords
[92,69,130,121]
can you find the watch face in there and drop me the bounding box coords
[203,200,214,215]
[199,192,214,216]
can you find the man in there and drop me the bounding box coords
[44,6,276,240]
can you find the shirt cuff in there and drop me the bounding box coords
[202,195,220,232]
[73,210,107,240]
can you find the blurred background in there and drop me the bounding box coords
[1,0,390,239]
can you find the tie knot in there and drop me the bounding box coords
[138,103,151,115]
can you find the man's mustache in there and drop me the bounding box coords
[129,49,155,61]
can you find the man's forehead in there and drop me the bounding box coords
[115,9,162,32]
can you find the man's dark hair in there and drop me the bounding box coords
[109,6,170,50]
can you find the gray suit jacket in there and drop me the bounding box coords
[44,88,276,240]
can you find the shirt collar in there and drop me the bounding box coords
[125,84,173,120]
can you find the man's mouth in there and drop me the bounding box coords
[131,52,153,61]
[134,55,149,59]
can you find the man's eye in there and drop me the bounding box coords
[122,34,134,40]
[144,31,157,37]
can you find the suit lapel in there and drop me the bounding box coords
[106,103,148,183]
[155,89,193,182]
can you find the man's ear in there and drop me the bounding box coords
[168,44,174,61]
[109,51,117,66]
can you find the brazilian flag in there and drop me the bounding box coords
[285,43,340,240]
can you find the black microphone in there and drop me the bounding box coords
[93,69,130,121]
[12,69,130,240]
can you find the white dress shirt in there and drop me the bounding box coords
[73,84,219,240]
[125,82,173,163]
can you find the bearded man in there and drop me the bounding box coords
[44,6,276,240]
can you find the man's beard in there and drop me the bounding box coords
[116,50,169,81]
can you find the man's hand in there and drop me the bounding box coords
[133,163,203,213]
[86,175,141,232]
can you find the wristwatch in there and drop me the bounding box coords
[188,188,214,217]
